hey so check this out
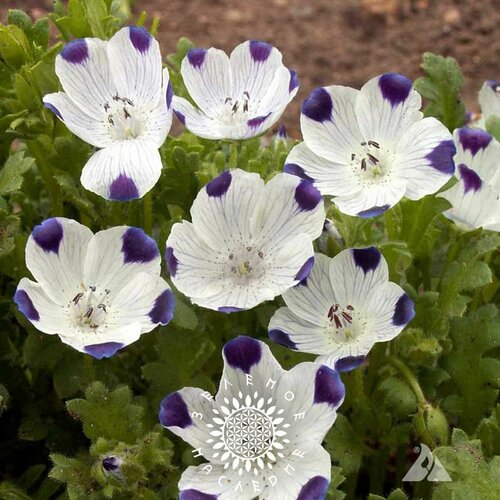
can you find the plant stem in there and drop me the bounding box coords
[229,141,239,168]
[388,357,426,406]
[385,208,398,240]
[143,192,153,235]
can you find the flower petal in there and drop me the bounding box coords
[301,85,362,163]
[25,217,93,304]
[479,80,500,122]
[172,96,225,139]
[80,140,162,201]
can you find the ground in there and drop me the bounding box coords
[2,0,499,136]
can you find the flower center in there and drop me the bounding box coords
[350,140,395,185]
[327,303,365,342]
[206,390,290,476]
[220,91,251,125]
[68,285,110,330]
[226,245,266,285]
[104,94,144,141]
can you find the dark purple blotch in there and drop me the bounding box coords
[102,456,120,472]
[44,102,64,121]
[165,246,178,277]
[284,163,314,183]
[159,392,192,428]
[487,80,500,91]
[219,306,242,313]
[122,227,159,264]
[179,490,218,500]
[166,81,173,109]
[249,40,273,62]
[378,72,412,107]
[248,113,271,130]
[392,293,415,326]
[14,289,39,321]
[206,170,232,197]
[459,163,482,193]
[129,26,152,53]
[223,336,262,374]
[357,204,390,218]
[352,247,381,274]
[458,127,492,156]
[426,140,456,174]
[314,365,345,407]
[187,48,207,68]
[335,356,365,372]
[108,174,140,201]
[61,38,89,64]
[84,342,124,359]
[297,476,329,500]
[269,329,297,350]
[295,256,315,284]
[149,289,175,325]
[174,110,186,125]
[32,218,63,254]
[295,179,322,211]
[302,87,333,123]
[289,69,299,93]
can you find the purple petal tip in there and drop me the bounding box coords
[159,392,193,428]
[149,289,175,325]
[187,48,207,68]
[14,289,40,321]
[458,127,492,156]
[61,39,88,64]
[206,170,232,197]
[295,179,322,211]
[223,336,262,374]
[249,40,273,62]
[392,293,415,326]
[84,342,124,359]
[352,247,381,274]
[269,329,297,350]
[108,174,140,201]
[165,246,178,277]
[122,227,159,264]
[129,26,152,53]
[378,72,412,107]
[335,356,365,372]
[297,476,329,500]
[32,218,63,254]
[314,365,345,407]
[302,87,333,123]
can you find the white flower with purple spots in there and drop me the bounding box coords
[478,80,500,125]
[268,248,415,371]
[43,26,173,201]
[14,218,174,358]
[173,40,299,140]
[165,169,325,312]
[439,128,500,231]
[160,336,344,499]
[284,73,456,217]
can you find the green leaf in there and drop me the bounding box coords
[0,152,35,195]
[485,115,500,142]
[414,52,466,131]
[0,25,30,69]
[171,294,198,330]
[477,405,500,459]
[0,210,20,259]
[458,260,492,290]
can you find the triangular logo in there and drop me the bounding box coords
[403,444,452,482]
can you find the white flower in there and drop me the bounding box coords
[284,72,456,218]
[439,128,500,232]
[165,169,325,312]
[43,26,173,201]
[14,218,174,358]
[173,40,299,140]
[160,335,344,499]
[268,248,415,371]
[478,80,500,125]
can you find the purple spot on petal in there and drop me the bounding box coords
[180,490,218,500]
[352,247,381,274]
[165,246,178,277]
[302,87,333,123]
[314,365,345,407]
[487,80,500,91]
[295,256,314,284]
[122,227,159,264]
[32,218,63,254]
[289,69,299,93]
[187,48,207,68]
[459,163,482,193]
[84,342,124,359]
[129,26,152,53]
[44,102,63,121]
[159,392,192,428]
[14,289,39,321]
[295,179,322,211]
[166,81,173,109]
[61,39,88,64]
[335,356,365,372]
[284,163,314,182]
[357,204,390,218]
[249,40,272,62]
[219,306,242,313]
[426,140,456,174]
[174,110,186,125]
[206,170,232,197]
[378,72,412,107]
[393,293,415,326]
[269,329,297,350]
[149,289,175,325]
[223,336,262,374]
[102,456,120,472]
[276,124,287,139]
[297,476,329,500]
[248,113,271,129]
[458,127,492,156]
[108,174,139,201]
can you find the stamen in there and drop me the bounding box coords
[232,101,239,113]
[361,158,367,171]
[104,102,110,112]
[72,292,84,304]
[98,304,107,313]
[368,140,380,148]
[123,107,131,119]
[108,115,114,125]
[84,306,93,319]
[351,153,356,161]
[367,153,379,165]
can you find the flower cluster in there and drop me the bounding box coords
[12,24,500,500]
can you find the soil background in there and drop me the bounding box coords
[2,0,499,137]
